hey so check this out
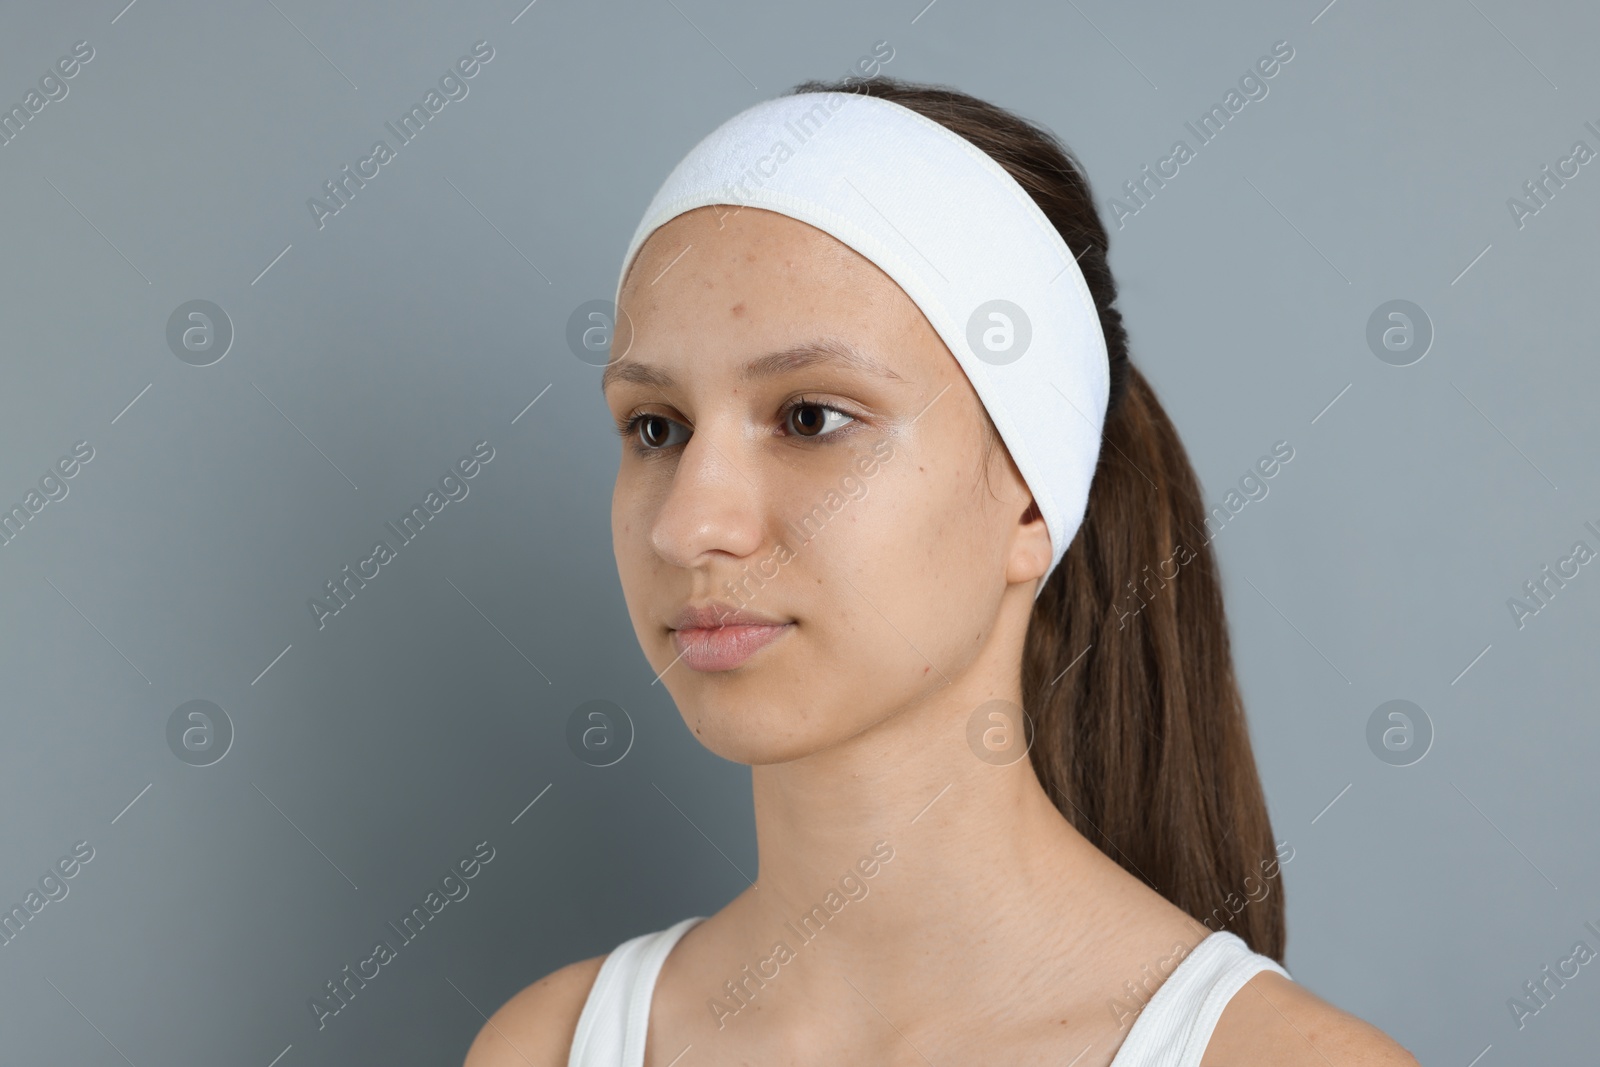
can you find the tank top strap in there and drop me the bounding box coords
[1106,930,1292,1067]
[568,916,706,1067]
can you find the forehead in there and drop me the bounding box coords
[609,206,932,384]
[620,206,911,323]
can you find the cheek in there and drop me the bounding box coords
[610,470,661,622]
[865,441,1001,596]
[610,478,631,549]
[611,466,656,552]
[806,449,996,667]
[610,482,632,574]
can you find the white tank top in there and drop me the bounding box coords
[566,916,1292,1066]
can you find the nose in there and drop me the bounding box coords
[649,420,767,570]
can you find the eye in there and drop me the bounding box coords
[622,412,690,451]
[617,398,858,454]
[785,399,856,439]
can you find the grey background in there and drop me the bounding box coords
[0,0,1595,1063]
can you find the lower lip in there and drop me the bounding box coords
[671,623,793,672]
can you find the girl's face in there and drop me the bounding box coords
[605,205,1050,765]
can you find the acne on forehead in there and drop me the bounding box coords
[623,213,906,340]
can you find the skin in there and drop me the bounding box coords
[465,205,1420,1066]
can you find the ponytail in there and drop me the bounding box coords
[1026,366,1285,961]
[789,75,1286,961]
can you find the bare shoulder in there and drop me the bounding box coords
[461,954,607,1067]
[1203,970,1422,1065]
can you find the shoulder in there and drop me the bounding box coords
[461,954,607,1067]
[1205,969,1422,1065]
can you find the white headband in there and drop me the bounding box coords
[613,90,1110,596]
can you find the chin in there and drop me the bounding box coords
[671,690,855,766]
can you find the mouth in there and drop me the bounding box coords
[670,621,794,672]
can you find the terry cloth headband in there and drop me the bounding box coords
[613,90,1111,596]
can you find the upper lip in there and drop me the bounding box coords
[669,600,792,631]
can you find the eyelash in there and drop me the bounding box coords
[615,396,858,454]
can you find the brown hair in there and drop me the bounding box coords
[787,76,1286,961]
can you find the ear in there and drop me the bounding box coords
[1006,498,1052,589]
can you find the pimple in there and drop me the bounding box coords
[730,302,746,317]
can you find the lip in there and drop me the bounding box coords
[669,601,794,672]
[670,600,790,631]
[671,622,793,672]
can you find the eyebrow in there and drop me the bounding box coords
[599,337,906,395]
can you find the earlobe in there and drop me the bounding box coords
[1007,498,1051,587]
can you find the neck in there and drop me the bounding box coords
[723,599,1175,1020]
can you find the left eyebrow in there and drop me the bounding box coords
[600,337,907,395]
